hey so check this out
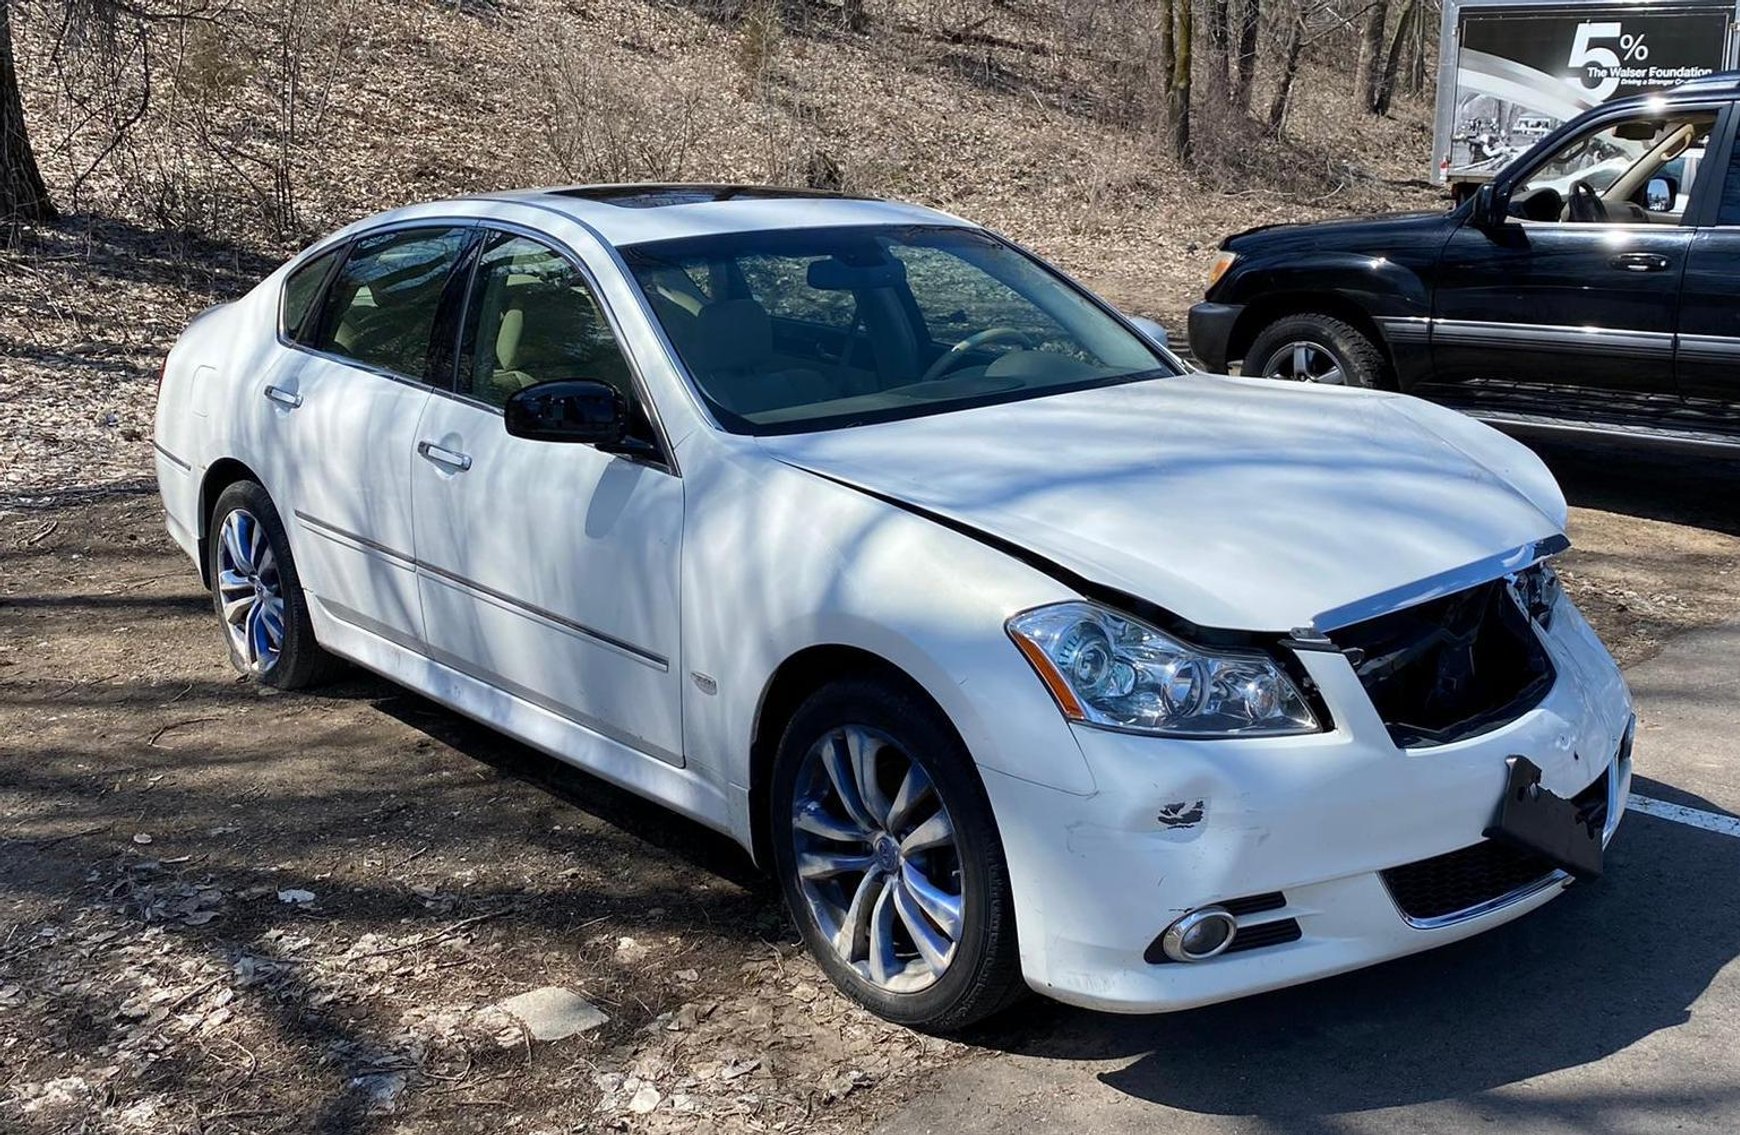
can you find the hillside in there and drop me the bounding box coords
[1,0,1442,499]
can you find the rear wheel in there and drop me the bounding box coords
[207,480,342,689]
[769,678,1025,1031]
[1244,313,1389,389]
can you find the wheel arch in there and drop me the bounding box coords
[1226,292,1396,379]
[746,643,966,869]
[196,457,266,588]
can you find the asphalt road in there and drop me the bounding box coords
[879,442,1740,1135]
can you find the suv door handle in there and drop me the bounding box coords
[417,440,472,472]
[263,385,303,408]
[1610,252,1671,273]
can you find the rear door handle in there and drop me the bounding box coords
[1610,252,1671,273]
[263,385,303,408]
[417,440,472,472]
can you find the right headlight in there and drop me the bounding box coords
[1007,601,1320,737]
[1207,250,1238,291]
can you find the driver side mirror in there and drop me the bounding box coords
[1470,182,1510,228]
[1126,315,1170,349]
[1645,177,1675,212]
[504,380,654,457]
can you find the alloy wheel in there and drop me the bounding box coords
[215,508,286,674]
[1262,341,1348,384]
[790,725,965,993]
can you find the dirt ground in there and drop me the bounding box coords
[4,444,1740,1134]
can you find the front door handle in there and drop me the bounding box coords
[263,385,303,408]
[1610,252,1671,273]
[417,440,472,472]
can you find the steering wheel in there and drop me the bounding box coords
[1567,180,1609,224]
[918,326,1035,382]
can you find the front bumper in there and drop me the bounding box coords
[982,595,1633,1013]
[1186,302,1244,373]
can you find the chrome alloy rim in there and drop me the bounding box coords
[216,509,286,674]
[791,725,964,993]
[1262,341,1347,384]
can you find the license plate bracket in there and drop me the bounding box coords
[1484,755,1603,880]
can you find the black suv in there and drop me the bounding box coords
[1188,73,1740,449]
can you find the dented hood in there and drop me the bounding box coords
[758,374,1567,633]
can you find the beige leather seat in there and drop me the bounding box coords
[688,298,845,415]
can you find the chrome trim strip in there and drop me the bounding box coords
[1374,316,1431,343]
[294,509,416,567]
[1432,319,1672,358]
[152,441,192,472]
[1676,333,1740,362]
[1313,534,1569,633]
[1394,868,1572,931]
[295,508,668,671]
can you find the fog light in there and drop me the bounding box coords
[1161,906,1238,962]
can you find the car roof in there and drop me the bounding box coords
[461,184,976,247]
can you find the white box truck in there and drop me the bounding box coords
[1433,0,1740,197]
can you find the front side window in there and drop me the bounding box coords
[458,231,639,412]
[308,226,471,380]
[619,225,1172,434]
[1511,111,1717,223]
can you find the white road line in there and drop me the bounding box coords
[1628,795,1740,839]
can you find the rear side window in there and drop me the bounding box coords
[1719,140,1740,225]
[308,227,471,381]
[280,248,340,344]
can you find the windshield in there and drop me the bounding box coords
[619,225,1175,434]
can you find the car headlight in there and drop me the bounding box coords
[1007,602,1320,736]
[1207,250,1238,291]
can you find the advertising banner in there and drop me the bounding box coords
[1446,5,1733,179]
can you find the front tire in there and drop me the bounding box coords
[1244,313,1389,389]
[769,678,1025,1032]
[207,480,342,689]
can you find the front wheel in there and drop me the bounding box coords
[769,678,1025,1031]
[1244,314,1389,389]
[207,480,342,689]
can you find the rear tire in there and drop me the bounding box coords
[207,480,343,690]
[769,678,1025,1032]
[1244,314,1389,389]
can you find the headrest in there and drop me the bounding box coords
[692,298,773,372]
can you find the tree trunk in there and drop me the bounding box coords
[1169,0,1192,160]
[842,0,867,32]
[1,0,56,225]
[1232,0,1260,111]
[1267,2,1305,132]
[1354,0,1389,112]
[1206,0,1231,96]
[1372,0,1416,115]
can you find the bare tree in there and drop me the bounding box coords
[1232,0,1260,111]
[1267,0,1306,132]
[1205,0,1231,96]
[1354,0,1390,111]
[1371,0,1418,114]
[1166,0,1192,159]
[2,1,57,223]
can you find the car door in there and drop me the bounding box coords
[1675,102,1740,406]
[260,223,475,648]
[1431,104,1727,399]
[409,228,686,766]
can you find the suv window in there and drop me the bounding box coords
[1718,137,1740,225]
[458,231,637,411]
[309,226,471,380]
[281,248,341,344]
[1512,111,1717,224]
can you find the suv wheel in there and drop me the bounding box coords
[1244,314,1389,389]
[208,480,343,689]
[769,678,1025,1032]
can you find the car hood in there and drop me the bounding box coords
[756,375,1566,633]
[1224,209,1451,250]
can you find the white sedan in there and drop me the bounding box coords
[153,185,1633,1030]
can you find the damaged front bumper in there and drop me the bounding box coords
[981,593,1633,1014]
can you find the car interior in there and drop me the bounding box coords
[1507,112,1717,224]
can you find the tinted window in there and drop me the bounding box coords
[281,248,340,344]
[619,225,1171,434]
[459,232,636,410]
[310,227,470,380]
[1719,138,1740,225]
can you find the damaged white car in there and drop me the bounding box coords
[153,186,1633,1031]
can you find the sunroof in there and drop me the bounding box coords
[546,185,863,209]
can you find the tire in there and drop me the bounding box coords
[769,678,1025,1032]
[1244,313,1390,389]
[207,480,343,690]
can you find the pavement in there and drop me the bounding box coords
[880,623,1740,1135]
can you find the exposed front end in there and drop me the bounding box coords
[985,569,1633,1014]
